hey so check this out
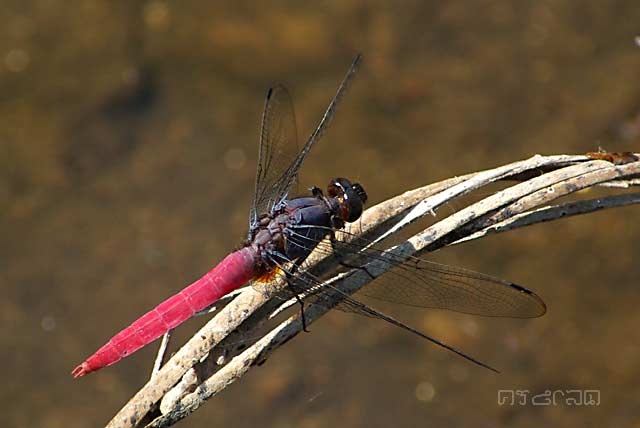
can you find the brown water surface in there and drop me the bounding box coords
[3,2,640,427]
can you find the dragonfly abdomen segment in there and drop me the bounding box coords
[72,248,258,377]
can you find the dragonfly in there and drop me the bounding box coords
[72,54,546,378]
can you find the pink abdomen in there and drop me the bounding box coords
[72,247,257,378]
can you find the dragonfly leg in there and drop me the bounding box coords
[329,232,375,278]
[288,253,314,332]
[289,254,312,332]
[268,249,311,332]
[291,290,309,332]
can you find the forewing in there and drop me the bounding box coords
[250,54,363,226]
[251,85,299,227]
[274,54,363,200]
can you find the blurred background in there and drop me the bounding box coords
[3,1,640,427]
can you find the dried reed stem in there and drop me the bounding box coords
[105,153,640,428]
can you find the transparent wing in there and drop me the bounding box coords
[357,257,546,318]
[264,245,502,372]
[251,85,299,227]
[250,54,363,227]
[282,227,547,318]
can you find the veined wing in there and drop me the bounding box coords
[358,256,546,318]
[282,226,546,318]
[264,238,502,372]
[250,85,299,228]
[250,54,363,227]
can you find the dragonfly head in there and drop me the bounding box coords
[327,177,368,223]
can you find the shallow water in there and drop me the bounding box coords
[3,2,640,427]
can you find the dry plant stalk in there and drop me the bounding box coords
[105,153,640,428]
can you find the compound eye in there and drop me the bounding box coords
[326,178,368,223]
[326,178,347,198]
[350,182,368,204]
[344,187,366,222]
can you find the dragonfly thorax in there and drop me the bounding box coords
[247,178,368,265]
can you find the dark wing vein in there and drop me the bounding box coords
[250,54,362,226]
[282,225,546,318]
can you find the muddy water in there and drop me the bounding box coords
[3,2,640,427]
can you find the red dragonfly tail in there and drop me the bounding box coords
[72,248,257,377]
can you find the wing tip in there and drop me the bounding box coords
[509,282,547,317]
